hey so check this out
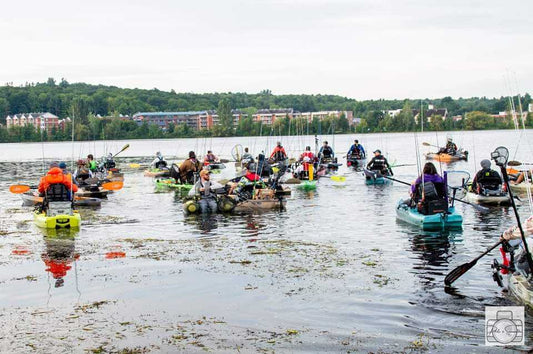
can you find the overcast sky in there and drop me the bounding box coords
[0,0,531,100]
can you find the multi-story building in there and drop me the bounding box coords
[299,110,354,124]
[252,109,296,125]
[5,112,60,133]
[132,111,203,130]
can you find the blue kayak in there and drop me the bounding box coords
[396,200,462,230]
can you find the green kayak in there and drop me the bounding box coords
[297,180,317,191]
[155,178,193,192]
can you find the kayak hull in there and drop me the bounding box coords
[508,274,533,308]
[144,169,170,177]
[396,201,462,230]
[155,178,193,192]
[76,188,110,199]
[297,180,317,191]
[363,169,392,185]
[21,192,102,207]
[34,211,81,229]
[510,182,532,194]
[234,199,286,212]
[465,191,511,205]
[425,153,467,162]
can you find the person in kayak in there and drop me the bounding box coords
[203,150,219,165]
[366,150,393,176]
[511,170,532,185]
[241,147,254,165]
[58,162,71,176]
[270,141,287,162]
[190,169,223,213]
[409,162,447,213]
[439,138,458,155]
[295,146,316,179]
[150,152,168,169]
[179,151,201,184]
[471,159,504,194]
[347,139,365,159]
[102,153,116,169]
[87,154,97,172]
[318,141,334,160]
[230,166,267,197]
[256,151,272,177]
[73,159,93,185]
[38,163,78,199]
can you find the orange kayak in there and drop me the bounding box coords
[426,152,467,162]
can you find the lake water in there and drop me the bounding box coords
[0,129,532,353]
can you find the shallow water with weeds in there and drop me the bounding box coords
[1,131,532,352]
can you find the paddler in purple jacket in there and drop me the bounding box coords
[411,162,444,196]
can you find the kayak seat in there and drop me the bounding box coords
[478,174,503,195]
[45,184,72,202]
[415,182,448,215]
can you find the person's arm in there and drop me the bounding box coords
[38,177,45,194]
[359,146,366,157]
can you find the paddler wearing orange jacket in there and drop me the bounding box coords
[38,162,78,196]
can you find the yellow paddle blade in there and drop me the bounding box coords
[309,165,314,181]
[129,163,141,168]
[102,181,124,191]
[9,185,31,194]
[272,167,280,173]
[330,176,346,182]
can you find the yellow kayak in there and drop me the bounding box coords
[34,208,81,229]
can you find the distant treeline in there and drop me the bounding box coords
[0,78,531,143]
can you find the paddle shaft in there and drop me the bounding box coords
[500,165,533,275]
[112,144,130,158]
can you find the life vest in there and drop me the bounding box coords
[271,147,287,161]
[245,172,262,182]
[300,151,315,171]
[370,156,386,170]
[322,146,333,158]
[38,167,78,194]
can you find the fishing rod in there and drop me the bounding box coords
[381,175,489,213]
[445,146,533,286]
[492,146,533,276]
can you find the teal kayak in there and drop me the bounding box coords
[155,178,193,192]
[396,200,462,230]
[363,169,392,185]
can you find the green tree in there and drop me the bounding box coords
[215,99,233,136]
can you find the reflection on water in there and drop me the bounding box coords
[0,131,532,352]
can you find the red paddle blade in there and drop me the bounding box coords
[9,185,31,194]
[102,181,124,191]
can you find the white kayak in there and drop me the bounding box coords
[510,182,532,194]
[465,191,511,205]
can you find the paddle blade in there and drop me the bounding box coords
[331,175,346,182]
[9,185,31,194]
[422,142,431,146]
[102,181,124,191]
[120,144,130,152]
[129,163,141,168]
[219,159,230,163]
[508,160,522,167]
[444,261,476,286]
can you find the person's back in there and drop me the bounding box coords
[473,160,502,193]
[38,167,78,199]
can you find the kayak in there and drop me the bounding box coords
[465,191,511,205]
[234,198,286,212]
[510,182,532,194]
[276,185,292,195]
[206,162,226,172]
[154,178,193,192]
[184,190,286,214]
[363,169,392,185]
[20,192,102,207]
[347,156,365,169]
[396,200,462,230]
[425,152,468,162]
[76,187,110,199]
[508,274,533,307]
[297,180,317,191]
[144,168,170,177]
[34,203,81,229]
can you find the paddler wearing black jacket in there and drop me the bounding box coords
[366,149,393,176]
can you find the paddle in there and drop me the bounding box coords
[422,142,440,149]
[129,163,141,168]
[390,163,416,168]
[101,181,124,191]
[320,175,346,182]
[444,239,503,286]
[9,185,34,194]
[382,176,490,213]
[508,160,533,167]
[219,159,231,163]
[112,144,130,158]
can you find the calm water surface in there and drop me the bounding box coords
[0,130,531,352]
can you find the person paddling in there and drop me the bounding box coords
[471,159,504,194]
[179,151,201,184]
[270,141,287,163]
[87,154,97,172]
[439,138,458,155]
[38,162,78,199]
[150,151,168,169]
[203,150,219,165]
[347,139,365,159]
[366,149,392,176]
[318,141,334,160]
